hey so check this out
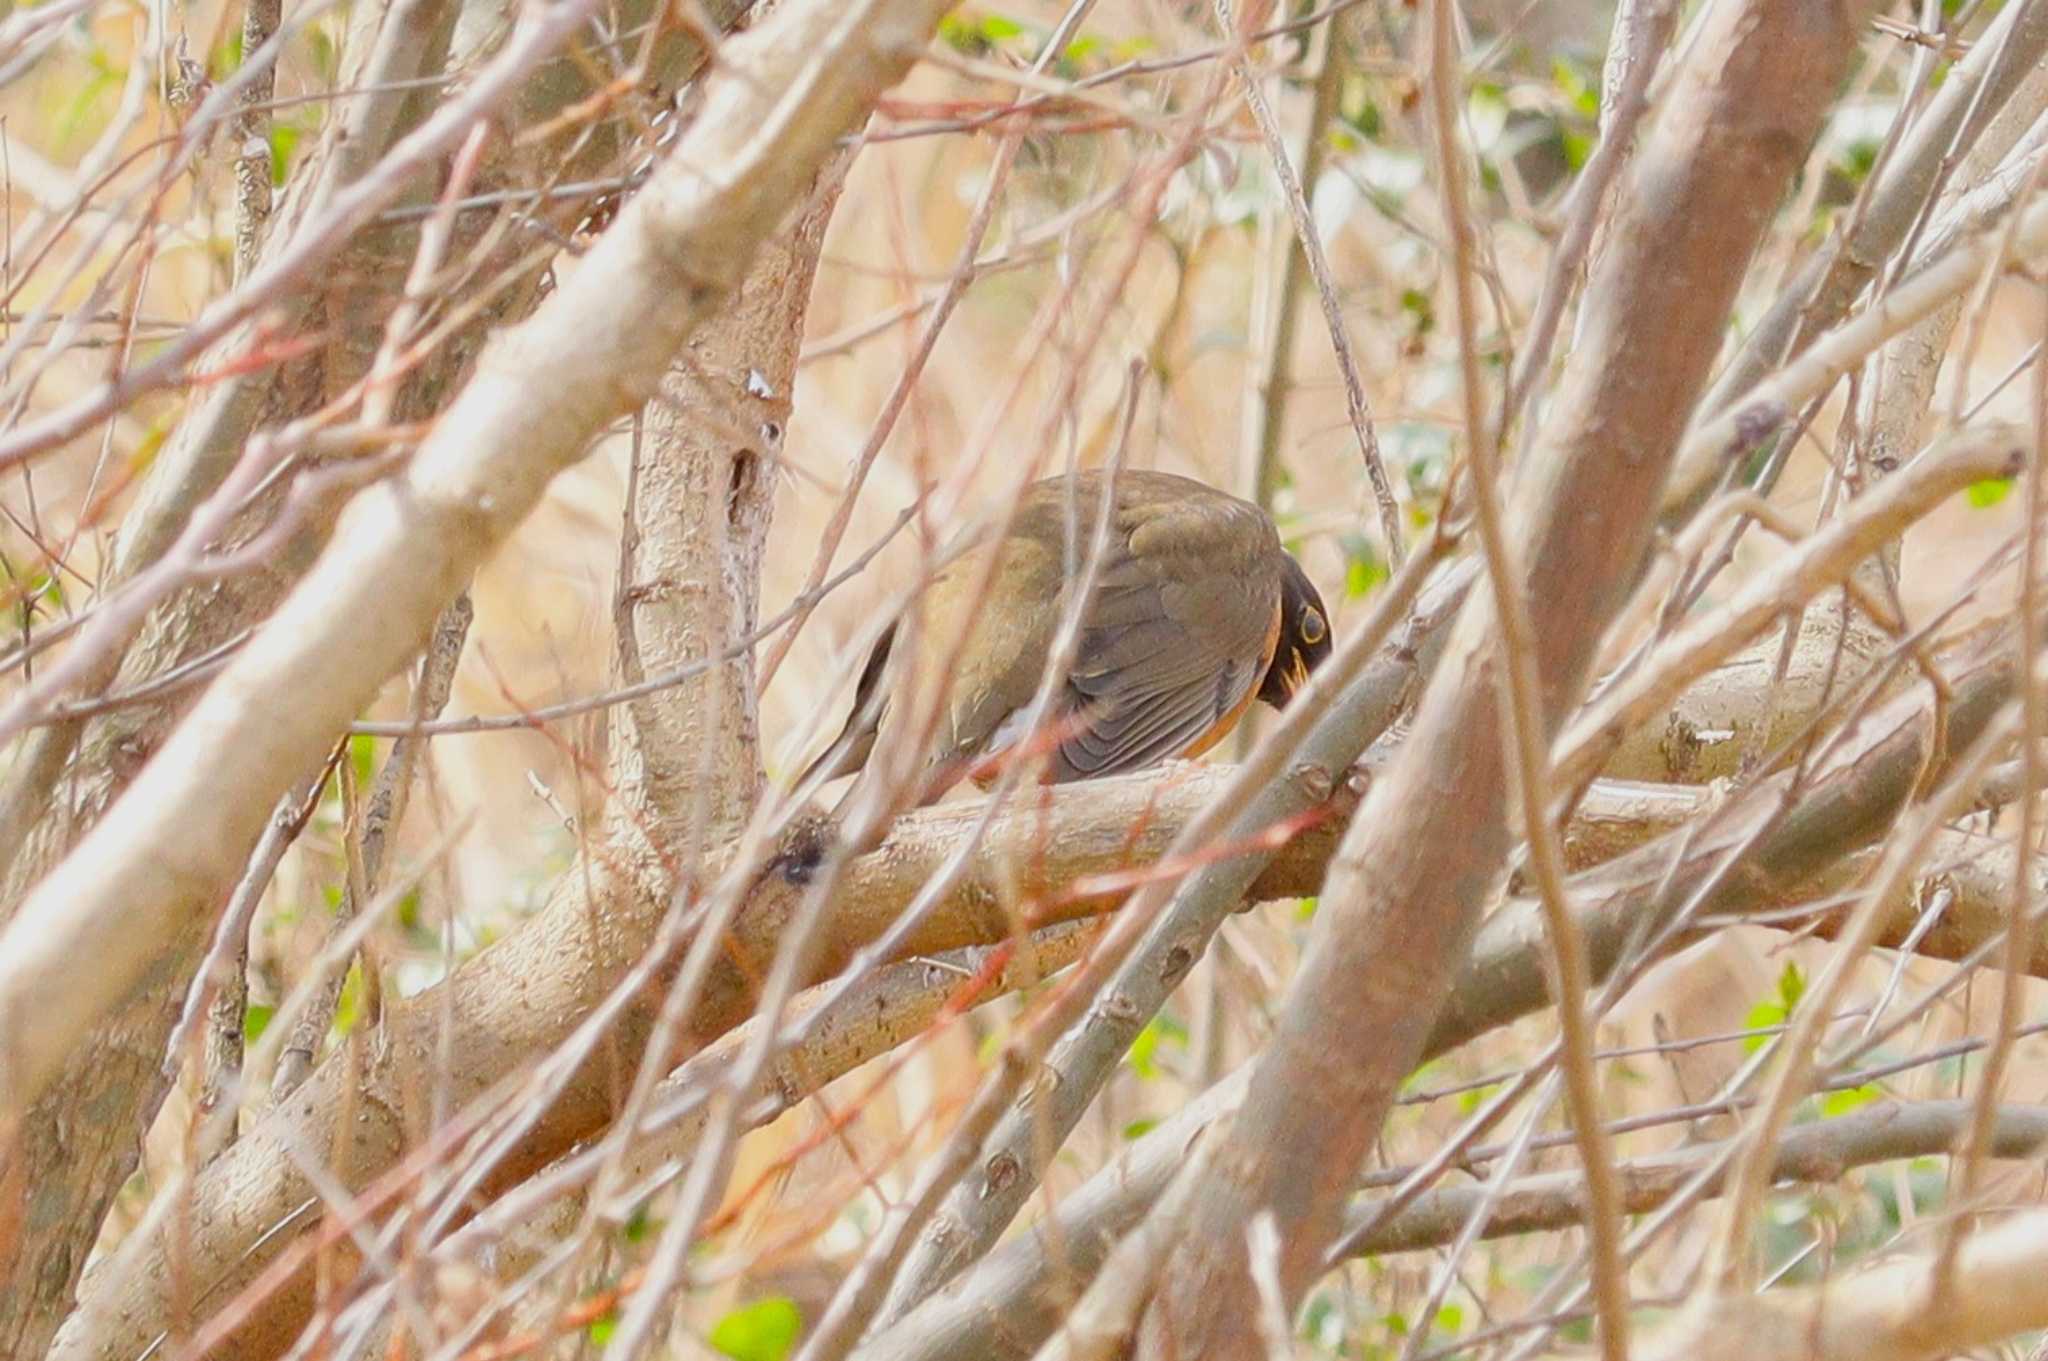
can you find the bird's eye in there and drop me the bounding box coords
[1298,606,1326,645]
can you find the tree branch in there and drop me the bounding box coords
[1117,5,1862,1355]
[1644,1208,2048,1361]
[855,627,2018,1361]
[0,0,954,1130]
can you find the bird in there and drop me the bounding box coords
[798,469,1333,809]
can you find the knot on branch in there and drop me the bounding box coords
[766,807,835,885]
[1728,400,1787,465]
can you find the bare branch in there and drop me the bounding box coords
[1221,0,1402,563]
[271,594,471,1099]
[1346,1100,2048,1259]
[1696,0,2048,428]
[1120,6,1862,1355]
[861,640,2020,1361]
[0,0,955,1167]
[1644,1209,2048,1361]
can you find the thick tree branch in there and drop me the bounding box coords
[0,0,953,1130]
[1644,1209,2048,1361]
[1695,0,2048,430]
[1116,6,1862,1356]
[86,616,2027,1361]
[865,1098,2048,1361]
[0,3,759,1344]
[856,628,2019,1361]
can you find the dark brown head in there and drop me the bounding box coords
[1257,555,1331,708]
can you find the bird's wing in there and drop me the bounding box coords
[795,621,895,788]
[1052,498,1277,779]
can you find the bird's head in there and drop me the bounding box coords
[1258,555,1332,708]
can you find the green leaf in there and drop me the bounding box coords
[1835,138,1881,187]
[1742,998,1787,1053]
[1399,287,1436,335]
[1121,1118,1159,1141]
[1819,1083,1882,1118]
[710,1296,802,1361]
[1742,963,1806,1051]
[937,13,983,51]
[586,1313,617,1345]
[269,122,303,188]
[1346,555,1388,599]
[1456,1081,1499,1116]
[1777,960,1807,1009]
[1294,895,1318,922]
[1550,56,1600,118]
[243,1002,274,1044]
[348,732,379,786]
[1124,1015,1188,1080]
[331,961,364,1037]
[1561,127,1593,172]
[1967,476,2015,509]
[1126,1023,1160,1078]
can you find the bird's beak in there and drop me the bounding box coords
[1285,652,1310,697]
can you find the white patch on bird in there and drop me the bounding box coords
[984,708,1035,757]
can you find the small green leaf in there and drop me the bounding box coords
[1742,963,1806,1051]
[1124,1015,1187,1080]
[1561,127,1593,171]
[1967,476,2015,509]
[1743,999,1787,1053]
[1456,1081,1500,1115]
[1121,1118,1159,1141]
[1820,1083,1882,1118]
[348,732,379,786]
[1346,555,1388,599]
[1399,287,1436,335]
[586,1313,617,1345]
[710,1296,802,1361]
[1294,895,1318,922]
[331,961,364,1036]
[1550,56,1600,118]
[269,123,303,188]
[937,13,977,49]
[1777,961,1807,1009]
[243,1002,274,1044]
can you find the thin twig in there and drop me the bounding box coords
[273,595,472,1098]
[1218,0,1403,565]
